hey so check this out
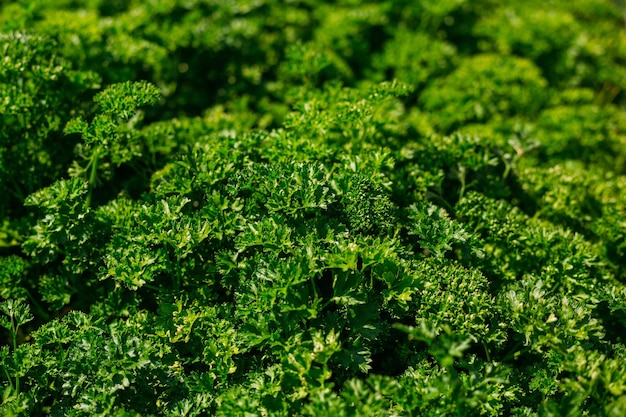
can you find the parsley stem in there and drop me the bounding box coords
[11,320,20,394]
[25,289,50,322]
[86,146,100,208]
[12,323,18,351]
[1,364,12,390]
[482,340,492,362]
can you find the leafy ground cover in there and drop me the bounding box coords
[1,0,626,415]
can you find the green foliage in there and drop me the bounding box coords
[420,54,548,133]
[1,0,626,415]
[65,80,161,206]
[532,104,626,172]
[0,31,100,217]
[0,256,29,300]
[371,28,457,89]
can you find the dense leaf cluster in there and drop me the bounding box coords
[1,0,626,415]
